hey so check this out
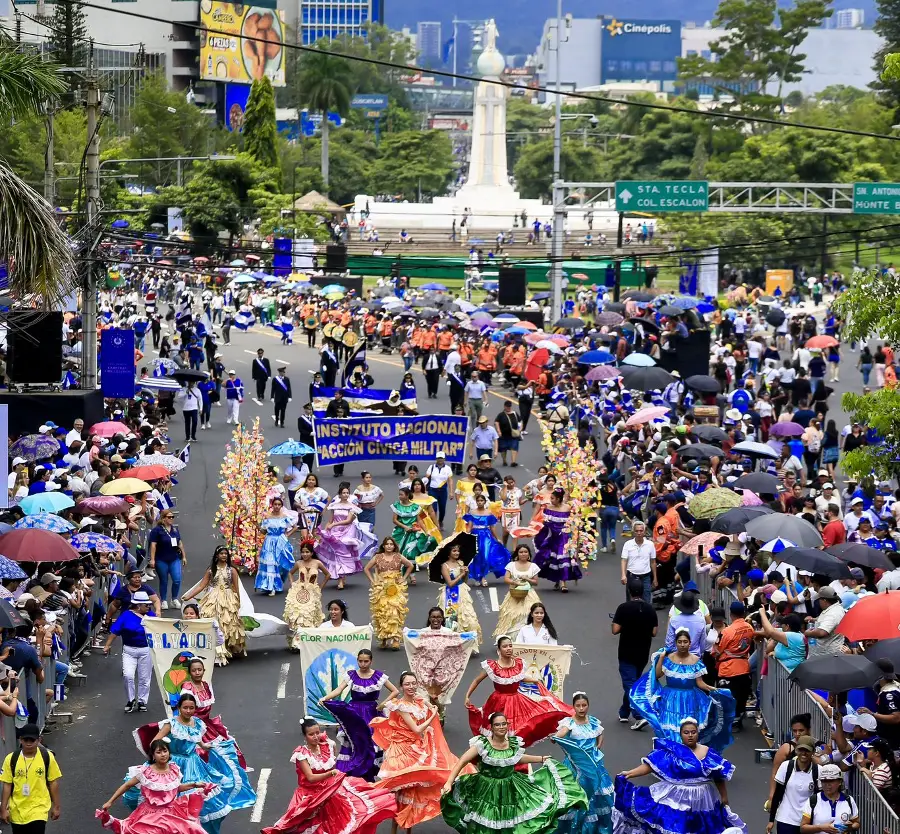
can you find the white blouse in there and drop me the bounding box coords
[515,624,558,645]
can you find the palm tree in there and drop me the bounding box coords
[297,50,353,193]
[0,37,74,304]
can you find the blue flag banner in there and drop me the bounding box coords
[314,415,468,465]
[100,328,136,398]
[311,385,417,416]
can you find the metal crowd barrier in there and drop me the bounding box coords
[849,767,900,833]
[0,712,16,759]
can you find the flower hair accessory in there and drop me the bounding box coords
[680,716,699,726]
[572,690,588,698]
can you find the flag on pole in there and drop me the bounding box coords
[177,444,191,466]
[156,493,175,511]
[442,36,455,63]
[341,343,367,387]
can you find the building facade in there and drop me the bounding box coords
[417,20,441,63]
[299,0,384,45]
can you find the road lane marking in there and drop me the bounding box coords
[488,587,499,612]
[276,358,291,365]
[474,589,491,613]
[244,350,256,355]
[250,768,271,823]
[277,662,290,699]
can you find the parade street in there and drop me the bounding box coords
[51,314,861,833]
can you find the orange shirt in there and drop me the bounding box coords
[509,348,526,376]
[364,315,377,335]
[319,311,330,325]
[885,345,895,367]
[438,331,453,351]
[381,319,393,336]
[476,347,496,371]
[502,345,516,366]
[411,327,424,348]
[340,311,352,327]
[421,329,437,350]
[460,343,474,367]
[715,618,754,677]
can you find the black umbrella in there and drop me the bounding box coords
[775,546,851,579]
[419,308,441,319]
[766,308,787,327]
[676,443,723,460]
[619,365,674,390]
[690,425,728,443]
[479,303,500,311]
[658,305,685,317]
[627,316,661,332]
[710,506,775,534]
[790,654,881,692]
[428,532,477,583]
[827,543,895,571]
[746,516,824,548]
[864,638,900,668]
[604,302,626,313]
[624,291,654,302]
[410,298,430,308]
[172,369,207,383]
[733,472,780,494]
[685,374,721,393]
[554,317,585,330]
[0,599,26,629]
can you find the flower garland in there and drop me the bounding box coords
[540,421,600,566]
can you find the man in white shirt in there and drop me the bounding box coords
[65,420,84,449]
[443,344,461,378]
[283,455,309,510]
[424,451,454,529]
[176,382,201,442]
[804,587,846,656]
[814,483,842,521]
[7,458,26,491]
[464,371,488,424]
[620,521,657,604]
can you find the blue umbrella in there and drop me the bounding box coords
[0,557,26,581]
[578,350,616,365]
[697,302,715,315]
[110,219,130,229]
[69,532,125,557]
[14,513,75,534]
[19,493,75,515]
[231,274,257,285]
[9,434,60,461]
[621,353,656,367]
[230,259,247,267]
[319,284,346,294]
[532,292,551,300]
[669,296,699,309]
[505,326,530,335]
[268,439,315,456]
[421,282,447,291]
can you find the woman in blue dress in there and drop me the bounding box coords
[464,493,509,586]
[134,693,257,833]
[629,628,735,753]
[614,717,747,834]
[255,496,297,595]
[533,488,582,593]
[553,692,614,834]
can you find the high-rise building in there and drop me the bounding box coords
[417,21,442,63]
[300,0,384,45]
[834,8,865,28]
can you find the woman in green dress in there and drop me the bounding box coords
[391,487,439,569]
[440,711,587,834]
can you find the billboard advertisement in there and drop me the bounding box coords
[600,17,682,84]
[199,1,286,86]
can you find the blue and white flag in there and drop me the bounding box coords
[62,370,78,390]
[311,384,417,417]
[178,444,190,466]
[156,493,175,511]
[341,344,367,387]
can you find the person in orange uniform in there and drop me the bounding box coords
[713,600,755,731]
[459,341,475,378]
[476,340,497,385]
[364,312,378,347]
[410,324,425,365]
[437,328,454,364]
[507,344,526,387]
[379,315,393,353]
[421,325,437,359]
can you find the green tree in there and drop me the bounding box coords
[0,35,73,302]
[689,134,710,179]
[369,130,453,200]
[512,139,603,200]
[243,77,280,181]
[47,0,88,103]
[874,0,900,105]
[678,0,831,117]
[296,48,354,192]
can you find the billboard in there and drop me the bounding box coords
[600,17,681,84]
[225,82,251,130]
[199,1,286,86]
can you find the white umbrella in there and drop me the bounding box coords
[535,340,563,353]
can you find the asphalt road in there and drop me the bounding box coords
[52,309,862,834]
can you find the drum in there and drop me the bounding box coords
[304,315,318,330]
[323,322,336,339]
[343,330,359,348]
[332,325,346,342]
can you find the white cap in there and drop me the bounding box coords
[850,496,864,506]
[843,712,877,732]
[11,457,26,467]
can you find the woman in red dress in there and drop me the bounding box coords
[464,635,573,747]
[262,718,396,834]
[370,670,466,833]
[95,740,214,834]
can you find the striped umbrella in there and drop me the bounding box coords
[758,537,796,554]
[69,532,125,558]
[13,513,75,534]
[688,487,743,520]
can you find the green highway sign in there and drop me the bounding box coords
[853,182,900,214]
[615,180,709,213]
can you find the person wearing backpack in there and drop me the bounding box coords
[0,723,61,833]
[769,735,819,834]
[799,763,860,833]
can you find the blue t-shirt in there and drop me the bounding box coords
[147,525,182,563]
[110,609,155,648]
[774,631,807,672]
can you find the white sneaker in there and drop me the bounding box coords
[172,598,181,608]
[161,600,169,610]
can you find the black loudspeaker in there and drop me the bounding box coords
[7,312,64,383]
[498,267,527,306]
[503,308,544,329]
[658,329,712,380]
[325,244,347,272]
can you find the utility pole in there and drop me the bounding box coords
[549,0,565,325]
[82,48,100,391]
[614,212,624,302]
[43,106,54,204]
[819,214,827,278]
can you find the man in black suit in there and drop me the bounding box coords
[320,342,340,389]
[251,348,272,403]
[297,402,316,469]
[325,390,351,476]
[272,366,292,427]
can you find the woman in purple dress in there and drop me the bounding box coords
[318,649,399,780]
[533,487,582,593]
[316,483,377,590]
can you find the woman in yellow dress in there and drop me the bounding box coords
[283,540,330,651]
[454,465,481,533]
[182,545,246,665]
[410,478,443,543]
[493,544,541,641]
[364,536,414,650]
[437,541,482,653]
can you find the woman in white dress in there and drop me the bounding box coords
[515,603,559,645]
[493,545,541,641]
[295,474,329,536]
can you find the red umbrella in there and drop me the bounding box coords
[88,421,130,438]
[805,335,839,350]
[524,348,551,382]
[124,465,170,481]
[524,332,547,346]
[0,529,80,563]
[76,496,129,516]
[514,320,538,331]
[836,593,900,642]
